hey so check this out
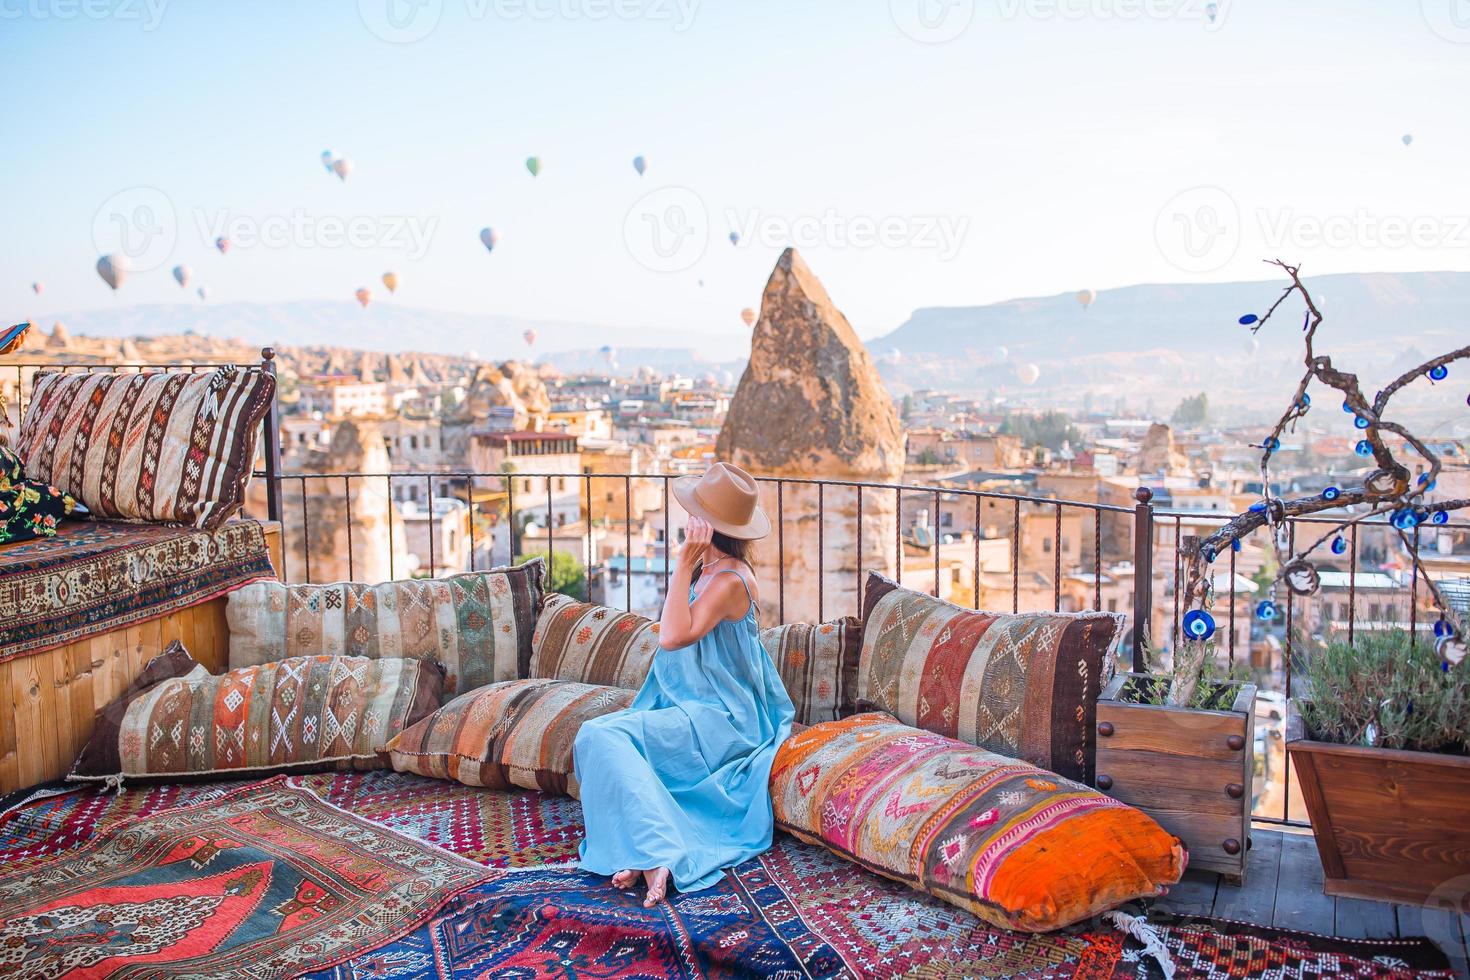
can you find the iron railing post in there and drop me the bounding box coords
[260,348,284,525]
[1131,486,1154,671]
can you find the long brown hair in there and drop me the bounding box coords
[693,530,756,581]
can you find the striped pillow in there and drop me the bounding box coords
[771,712,1184,932]
[759,618,861,726]
[530,594,660,690]
[386,678,634,798]
[858,571,1125,784]
[70,643,445,783]
[18,367,275,530]
[227,559,545,696]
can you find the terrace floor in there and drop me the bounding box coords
[1155,823,1470,977]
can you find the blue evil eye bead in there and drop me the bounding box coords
[1298,393,1311,408]
[1355,440,1374,457]
[1428,364,1449,382]
[1390,508,1422,530]
[1255,600,1278,621]
[1322,486,1341,501]
[1430,509,1449,525]
[1182,609,1216,640]
[1239,314,1258,325]
[1263,437,1280,451]
[1331,535,1348,555]
[1417,473,1437,491]
[1231,538,1242,552]
[1435,619,1453,639]
[1249,501,1268,514]
[1342,400,1354,414]
[1203,545,1217,563]
[1354,415,1371,429]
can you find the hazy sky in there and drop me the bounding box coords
[3,0,1467,342]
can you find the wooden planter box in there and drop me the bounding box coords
[1288,710,1470,906]
[1096,673,1256,883]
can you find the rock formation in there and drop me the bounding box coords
[452,360,550,429]
[716,248,905,624]
[1134,422,1190,476]
[47,323,70,349]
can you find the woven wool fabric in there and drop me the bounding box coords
[770,712,1185,933]
[759,616,861,726]
[0,778,490,980]
[858,570,1125,783]
[0,518,276,664]
[70,644,445,782]
[18,367,276,530]
[387,678,634,798]
[227,558,544,695]
[530,593,662,689]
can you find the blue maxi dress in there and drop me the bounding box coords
[574,571,795,892]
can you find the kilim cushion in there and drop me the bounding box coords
[770,712,1185,933]
[227,558,545,695]
[386,678,634,798]
[530,593,661,690]
[858,571,1125,783]
[70,642,445,784]
[759,617,861,726]
[17,366,276,530]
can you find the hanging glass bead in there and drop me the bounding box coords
[1322,487,1341,501]
[1355,440,1374,457]
[1427,364,1448,382]
[1239,314,1258,325]
[1331,535,1347,555]
[1354,415,1371,429]
[1255,600,1277,621]
[1182,609,1216,640]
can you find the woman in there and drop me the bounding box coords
[574,462,795,907]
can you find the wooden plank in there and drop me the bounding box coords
[1334,897,1399,939]
[1159,869,1219,919]
[1399,903,1469,978]
[1272,830,1336,935]
[1213,827,1281,923]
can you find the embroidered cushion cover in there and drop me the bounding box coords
[386,678,635,798]
[530,594,662,690]
[70,642,445,783]
[17,367,276,530]
[227,559,545,696]
[770,712,1185,932]
[758,617,861,726]
[0,444,80,545]
[858,571,1125,783]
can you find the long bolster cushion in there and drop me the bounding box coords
[770,711,1185,933]
[70,643,444,784]
[386,678,634,798]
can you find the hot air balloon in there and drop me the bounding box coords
[30,282,42,296]
[697,278,705,288]
[740,308,756,328]
[215,237,231,255]
[525,156,542,177]
[197,286,210,301]
[728,231,740,246]
[172,265,192,289]
[1016,363,1041,385]
[1402,134,1413,147]
[321,150,335,173]
[523,329,537,347]
[633,155,647,176]
[995,345,1009,361]
[600,344,616,365]
[1205,1,1217,22]
[382,271,399,294]
[332,157,353,181]
[1076,288,1096,310]
[355,288,372,309]
[479,227,500,253]
[95,254,129,291]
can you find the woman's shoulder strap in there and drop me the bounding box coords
[713,568,758,613]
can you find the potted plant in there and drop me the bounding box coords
[1096,647,1257,883]
[1286,633,1470,904]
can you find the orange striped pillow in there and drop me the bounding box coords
[771,712,1185,933]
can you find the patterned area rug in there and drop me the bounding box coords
[2,773,1453,979]
[0,777,490,979]
[0,517,275,662]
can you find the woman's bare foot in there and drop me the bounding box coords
[611,869,639,890]
[642,867,671,908]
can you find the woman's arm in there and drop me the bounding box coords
[657,516,750,649]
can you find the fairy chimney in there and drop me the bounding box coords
[717,249,905,623]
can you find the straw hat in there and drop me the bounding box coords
[671,462,771,540]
